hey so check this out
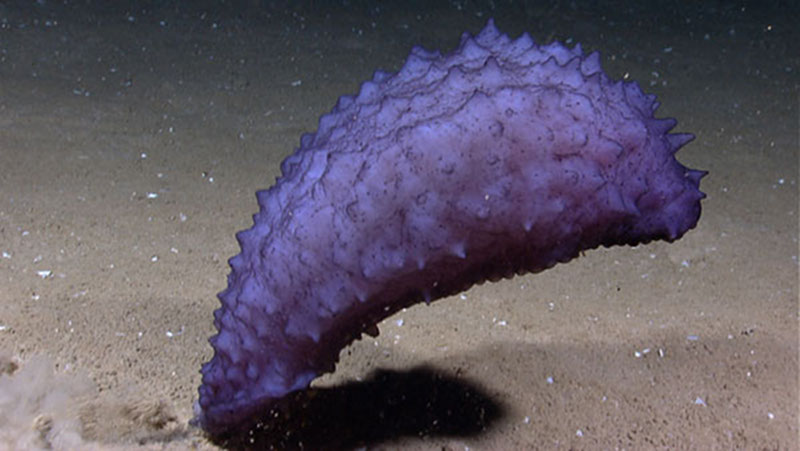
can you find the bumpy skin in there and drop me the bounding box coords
[197,19,705,434]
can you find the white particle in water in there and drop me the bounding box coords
[166,326,184,338]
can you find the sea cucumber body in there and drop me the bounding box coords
[197,20,705,434]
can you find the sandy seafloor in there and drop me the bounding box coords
[0,1,797,449]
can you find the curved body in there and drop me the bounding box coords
[196,20,705,434]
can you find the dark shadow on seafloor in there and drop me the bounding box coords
[207,366,506,450]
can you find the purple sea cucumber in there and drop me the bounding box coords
[196,19,705,434]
